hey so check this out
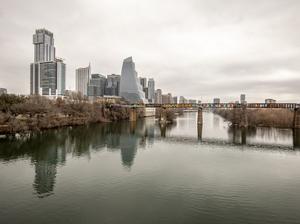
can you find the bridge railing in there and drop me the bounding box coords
[144,103,299,109]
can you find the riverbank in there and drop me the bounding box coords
[214,108,294,128]
[0,94,144,134]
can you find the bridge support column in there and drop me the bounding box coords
[293,128,300,149]
[241,127,247,145]
[197,124,203,141]
[294,108,300,129]
[240,105,248,128]
[232,106,248,127]
[294,108,300,149]
[197,107,203,125]
[232,106,239,126]
[129,107,137,122]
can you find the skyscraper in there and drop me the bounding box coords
[162,93,173,104]
[30,29,66,97]
[76,64,91,96]
[155,89,162,104]
[0,88,7,95]
[188,99,197,104]
[179,96,188,104]
[139,77,149,98]
[147,78,155,103]
[105,74,121,96]
[168,93,174,103]
[88,74,106,97]
[213,98,221,104]
[120,57,146,104]
[173,96,178,104]
[33,29,55,63]
[139,77,147,89]
[240,94,246,104]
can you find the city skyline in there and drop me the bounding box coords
[0,0,300,103]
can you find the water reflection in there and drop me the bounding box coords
[0,121,151,197]
[197,124,203,140]
[294,129,300,149]
[0,112,300,198]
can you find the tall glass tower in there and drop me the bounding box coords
[33,29,56,63]
[30,29,66,97]
[120,57,146,104]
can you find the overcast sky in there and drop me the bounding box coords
[0,0,299,102]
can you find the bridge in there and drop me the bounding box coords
[145,103,299,109]
[126,103,300,129]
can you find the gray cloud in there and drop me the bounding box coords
[0,0,299,103]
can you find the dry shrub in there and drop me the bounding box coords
[215,108,294,128]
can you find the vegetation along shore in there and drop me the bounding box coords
[0,94,144,135]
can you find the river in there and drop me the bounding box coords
[1,112,300,224]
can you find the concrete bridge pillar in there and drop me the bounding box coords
[197,124,203,141]
[294,108,300,129]
[129,107,137,122]
[241,127,247,145]
[197,107,203,125]
[293,128,300,149]
[240,105,248,128]
[232,105,248,127]
[232,106,239,126]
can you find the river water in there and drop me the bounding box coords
[1,112,300,224]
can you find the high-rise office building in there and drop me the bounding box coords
[0,88,7,95]
[173,96,178,104]
[147,78,155,103]
[33,29,55,63]
[120,57,146,104]
[88,74,106,97]
[76,64,91,96]
[139,77,150,99]
[105,74,120,96]
[144,87,149,99]
[240,94,246,104]
[139,77,147,89]
[168,93,174,103]
[213,98,220,104]
[188,99,197,104]
[162,93,173,104]
[155,89,162,104]
[179,96,188,104]
[265,99,276,104]
[30,29,66,97]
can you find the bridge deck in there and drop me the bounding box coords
[144,103,299,109]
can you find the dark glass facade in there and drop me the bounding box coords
[40,62,57,95]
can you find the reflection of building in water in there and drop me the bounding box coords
[33,147,66,198]
[228,126,242,144]
[241,128,247,145]
[213,115,220,128]
[34,161,57,198]
[144,119,155,145]
[119,121,146,168]
[197,124,203,141]
[160,124,167,137]
[120,135,138,168]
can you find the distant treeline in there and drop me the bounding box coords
[214,108,294,128]
[0,94,143,134]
